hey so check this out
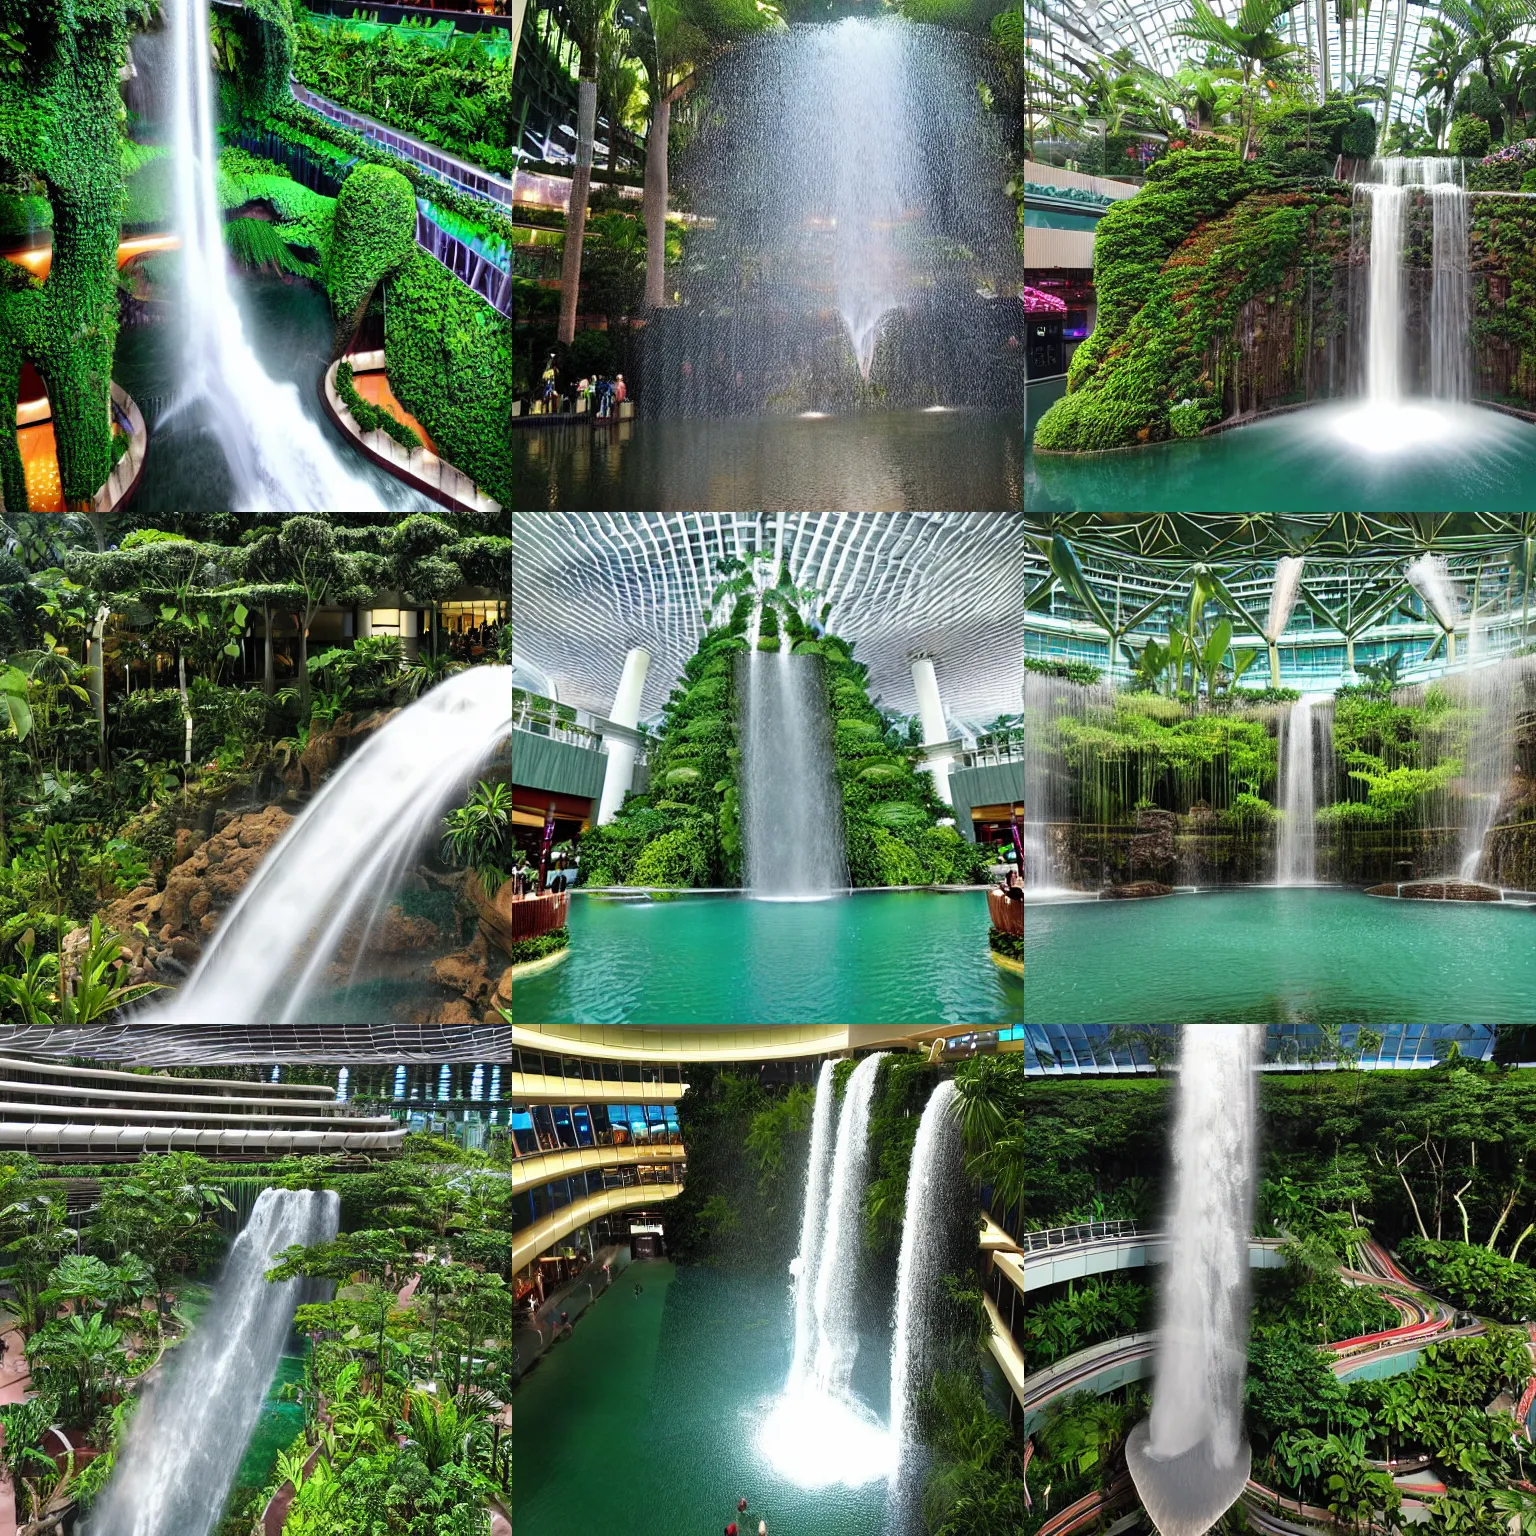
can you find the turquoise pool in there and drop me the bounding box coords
[1024,887,1536,1025]
[512,890,1019,1025]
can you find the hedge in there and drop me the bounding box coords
[334,359,422,451]
[507,928,569,966]
[989,927,1022,962]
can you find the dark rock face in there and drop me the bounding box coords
[1101,881,1175,900]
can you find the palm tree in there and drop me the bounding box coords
[1441,0,1536,98]
[556,0,617,346]
[1175,0,1303,158]
[1415,20,1471,144]
[596,17,641,175]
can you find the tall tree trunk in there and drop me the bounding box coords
[643,95,671,312]
[178,651,192,782]
[88,604,109,771]
[262,604,275,697]
[296,611,312,717]
[557,79,599,345]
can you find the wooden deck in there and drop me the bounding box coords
[511,891,569,940]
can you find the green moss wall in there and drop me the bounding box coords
[0,0,133,511]
[1032,149,1352,452]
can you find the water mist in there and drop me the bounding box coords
[1127,1026,1259,1536]
[88,1189,339,1536]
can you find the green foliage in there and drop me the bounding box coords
[0,0,133,509]
[1018,1276,1151,1370]
[1450,113,1493,157]
[988,926,1022,961]
[1023,657,1105,686]
[223,215,320,279]
[325,163,417,342]
[1168,396,1213,437]
[334,359,422,451]
[628,825,713,887]
[1034,154,1352,451]
[1398,1236,1536,1320]
[920,1372,1029,1536]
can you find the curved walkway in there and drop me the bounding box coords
[322,352,500,514]
[511,1182,683,1273]
[505,1142,685,1197]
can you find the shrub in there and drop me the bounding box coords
[334,359,422,452]
[989,927,1022,961]
[325,162,417,333]
[1024,657,1104,686]
[1450,116,1491,158]
[629,827,712,888]
[870,826,927,886]
[507,928,568,966]
[1168,397,1211,438]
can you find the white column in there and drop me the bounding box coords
[597,647,651,824]
[911,656,953,807]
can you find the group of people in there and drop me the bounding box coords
[538,354,629,418]
[508,852,577,898]
[998,866,1024,902]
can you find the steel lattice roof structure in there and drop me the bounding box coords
[512,513,1027,725]
[1025,514,1536,565]
[0,1025,511,1065]
[1029,0,1471,129]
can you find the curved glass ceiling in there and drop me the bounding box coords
[512,512,1025,724]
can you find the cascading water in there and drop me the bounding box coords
[168,0,398,510]
[1276,694,1331,885]
[88,1188,339,1536]
[140,667,511,1024]
[888,1078,969,1532]
[1022,670,1114,891]
[1127,1026,1259,1536]
[740,651,848,898]
[811,1053,886,1396]
[763,1056,891,1489]
[645,18,1017,412]
[1352,158,1470,424]
[1450,654,1536,881]
[787,1060,839,1389]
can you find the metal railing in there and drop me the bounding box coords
[1018,1219,1140,1253]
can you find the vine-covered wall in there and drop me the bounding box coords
[0,0,134,511]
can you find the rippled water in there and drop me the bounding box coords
[1024,887,1536,1025]
[512,890,1018,1025]
[512,1263,890,1535]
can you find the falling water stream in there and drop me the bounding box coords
[763,1056,891,1489]
[888,1078,967,1532]
[141,667,512,1024]
[1275,695,1330,885]
[1127,1026,1259,1536]
[168,0,396,509]
[740,651,848,898]
[88,1189,339,1536]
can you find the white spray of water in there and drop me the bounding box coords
[88,1189,339,1536]
[888,1078,966,1529]
[740,651,847,898]
[1450,654,1536,881]
[1127,1026,1259,1536]
[1276,694,1331,885]
[1022,670,1114,892]
[787,1060,840,1389]
[143,667,511,1024]
[169,0,394,510]
[811,1053,887,1395]
[1407,552,1461,634]
[1263,556,1306,645]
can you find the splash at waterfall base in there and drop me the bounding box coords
[1027,141,1536,508]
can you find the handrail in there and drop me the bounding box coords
[1018,1219,1141,1253]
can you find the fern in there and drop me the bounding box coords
[223,216,320,278]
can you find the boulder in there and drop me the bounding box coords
[465,871,518,955]
[432,931,497,1006]
[1371,879,1503,902]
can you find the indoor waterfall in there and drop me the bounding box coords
[787,1060,839,1390]
[88,1188,340,1536]
[140,667,512,1024]
[644,18,1017,410]
[811,1053,886,1396]
[762,1056,891,1489]
[1022,671,1114,891]
[1355,158,1470,413]
[168,0,395,510]
[1127,1026,1259,1536]
[888,1078,968,1532]
[1276,694,1330,885]
[740,651,848,898]
[1450,654,1536,881]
